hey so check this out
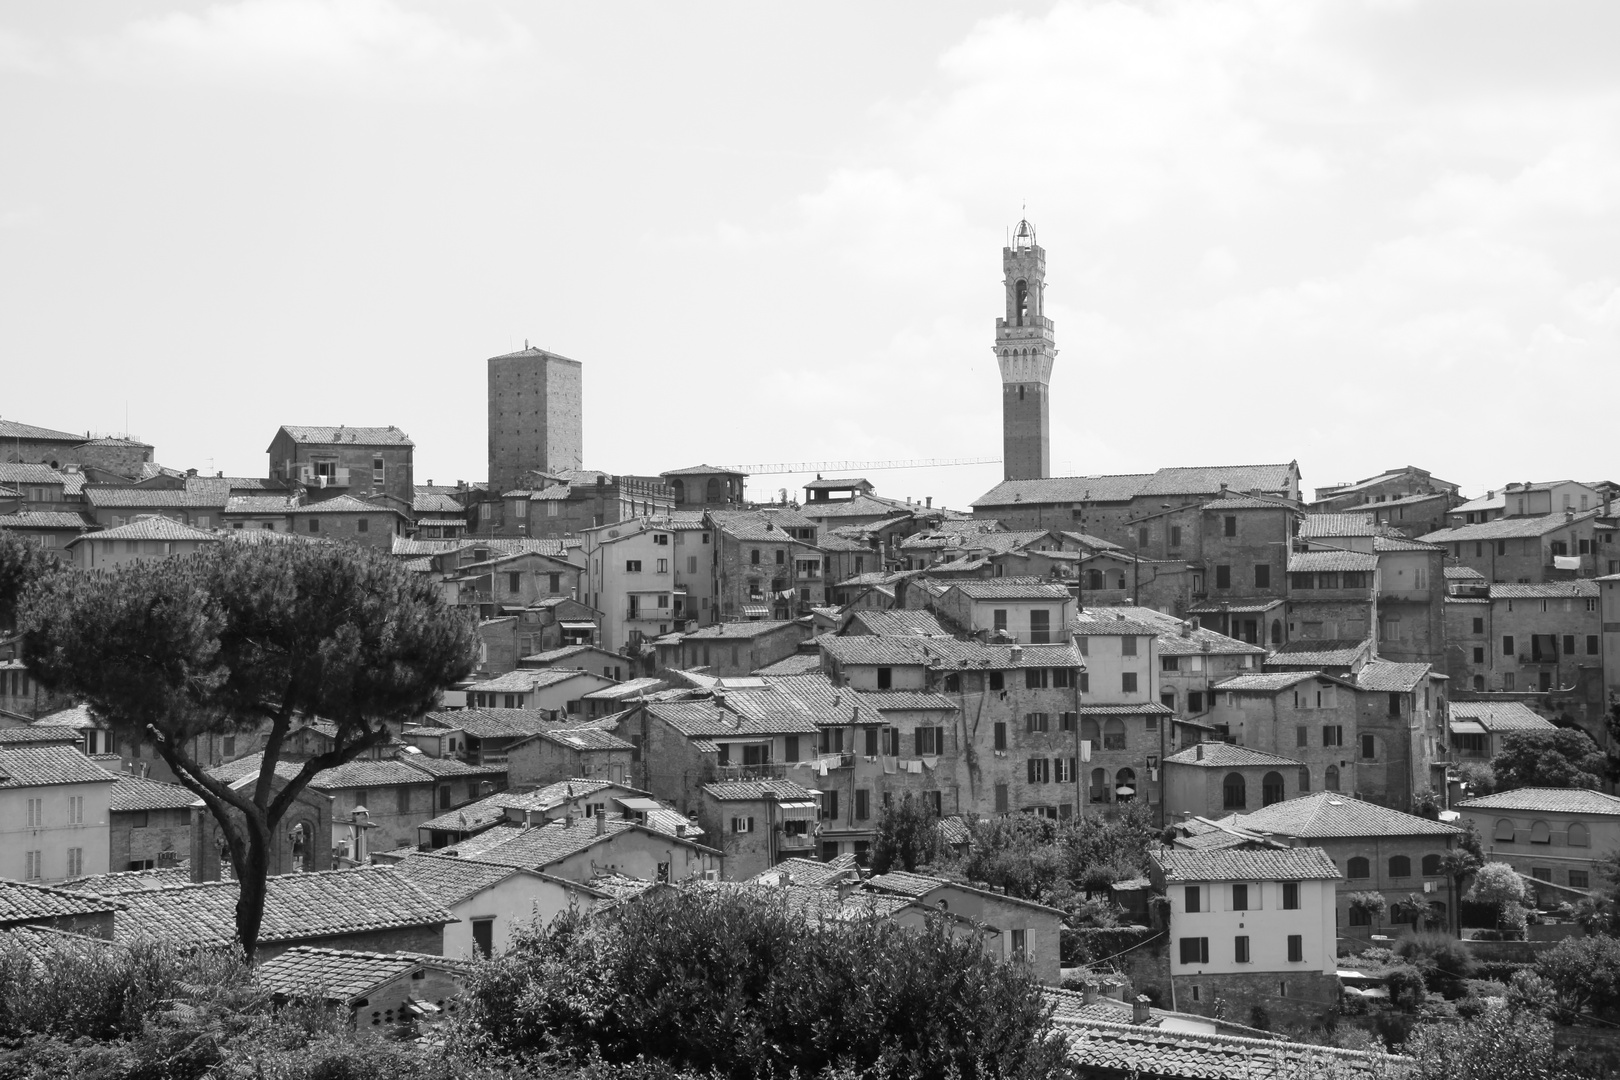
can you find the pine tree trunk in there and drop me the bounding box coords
[235,816,273,960]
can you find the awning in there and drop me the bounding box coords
[777,801,820,820]
[560,621,597,630]
[616,797,665,812]
[1449,719,1487,736]
[1114,785,1136,797]
[743,605,770,617]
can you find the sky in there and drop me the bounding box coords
[2,0,1617,513]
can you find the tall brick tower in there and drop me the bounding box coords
[487,346,583,494]
[995,219,1054,481]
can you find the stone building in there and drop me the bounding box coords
[996,219,1054,482]
[1455,787,1620,904]
[578,517,686,651]
[267,425,415,507]
[487,473,675,541]
[487,346,583,497]
[0,746,116,883]
[1310,467,1459,515]
[659,465,747,509]
[1204,671,1360,798]
[866,870,1065,985]
[108,775,193,873]
[673,621,807,677]
[708,507,823,619]
[1163,742,1314,821]
[697,779,820,880]
[504,726,635,790]
[0,419,88,468]
[285,495,406,549]
[1444,580,1601,694]
[1420,509,1604,583]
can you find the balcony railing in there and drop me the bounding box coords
[714,762,786,780]
[296,465,351,488]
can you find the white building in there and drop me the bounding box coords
[579,517,681,651]
[0,746,117,883]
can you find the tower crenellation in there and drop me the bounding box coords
[995,219,1054,481]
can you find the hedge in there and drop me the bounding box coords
[1063,925,1160,965]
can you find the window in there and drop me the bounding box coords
[915,727,944,755]
[1122,635,1138,657]
[1494,818,1516,842]
[66,796,82,825]
[1224,515,1237,537]
[1298,766,1310,793]
[26,798,41,828]
[1189,691,1204,713]
[774,549,785,565]
[1215,565,1231,589]
[1222,773,1246,810]
[1030,610,1051,644]
[876,667,892,690]
[989,672,1004,692]
[1179,937,1209,965]
[993,609,1007,634]
[397,786,411,815]
[1589,635,1601,656]
[1052,667,1071,689]
[1232,883,1249,910]
[1296,725,1308,747]
[784,735,800,762]
[626,560,642,572]
[472,918,494,958]
[1503,635,1515,656]
[654,533,669,546]
[1170,525,1182,547]
[1571,871,1591,889]
[1060,712,1076,732]
[1347,858,1369,879]
[308,518,319,533]
[66,848,84,878]
[1473,646,1485,663]
[855,789,870,820]
[548,572,562,593]
[1361,733,1376,760]
[1121,672,1138,693]
[372,456,385,483]
[1322,725,1343,747]
[1026,757,1050,784]
[356,518,368,533]
[1254,564,1270,588]
[128,810,149,828]
[1349,905,1370,926]
[1530,820,1551,844]
[1026,668,1048,689]
[1025,713,1049,733]
[1324,765,1339,791]
[24,851,41,881]
[1103,718,1126,750]
[995,783,1009,813]
[1162,656,1180,672]
[1235,936,1250,963]
[657,558,668,573]
[1185,885,1201,912]
[822,791,839,821]
[1389,855,1411,878]
[1287,935,1303,963]
[1503,672,1515,690]
[1421,854,1442,876]
[750,549,760,565]
[1532,867,1552,882]
[1569,823,1590,847]
[1262,771,1284,806]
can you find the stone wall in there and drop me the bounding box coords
[111,807,191,873]
[1171,969,1339,1029]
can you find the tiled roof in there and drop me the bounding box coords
[1079,703,1174,716]
[1421,510,1599,543]
[32,704,98,730]
[59,868,193,896]
[1154,847,1341,882]
[443,818,636,869]
[416,778,619,833]
[848,610,950,637]
[0,746,120,789]
[426,707,570,740]
[109,776,198,812]
[110,867,450,948]
[1266,639,1369,667]
[864,870,947,898]
[1163,744,1302,768]
[1139,464,1297,498]
[0,464,67,485]
[683,621,799,640]
[412,492,464,514]
[301,759,435,790]
[1232,793,1460,838]
[0,512,94,531]
[1057,1017,1392,1076]
[255,945,420,1002]
[799,494,911,520]
[530,727,633,751]
[816,534,871,552]
[751,654,823,676]
[972,474,1153,508]
[0,725,81,745]
[1490,580,1600,599]
[0,880,123,925]
[71,518,221,544]
[865,691,959,712]
[84,487,228,508]
[396,753,507,778]
[522,644,605,664]
[225,495,298,514]
[945,579,1072,600]
[287,495,398,516]
[587,873,663,901]
[1456,788,1620,815]
[276,425,413,447]
[1353,660,1434,692]
[644,698,817,739]
[391,853,532,906]
[1373,535,1444,553]
[0,420,82,442]
[465,669,586,694]
[1451,491,1506,514]
[584,679,667,702]
[1200,496,1293,511]
[1185,598,1284,615]
[1444,564,1486,580]
[1449,701,1556,732]
[1072,610,1163,636]
[660,463,746,477]
[1288,550,1378,573]
[1298,513,1380,539]
[1213,672,1320,693]
[703,779,816,802]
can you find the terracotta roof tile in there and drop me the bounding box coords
[108,776,198,812]
[1163,744,1302,768]
[0,880,123,925]
[702,779,815,801]
[276,425,414,447]
[1456,788,1620,815]
[1231,793,1459,838]
[1448,701,1556,732]
[255,945,419,1002]
[1154,847,1342,882]
[0,746,120,789]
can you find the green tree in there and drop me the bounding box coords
[869,792,940,874]
[1440,820,1486,935]
[0,529,62,633]
[1403,1006,1591,1079]
[1534,934,1620,1019]
[1347,891,1388,934]
[1467,861,1529,935]
[1491,728,1606,791]
[460,887,1069,1079]
[21,541,477,958]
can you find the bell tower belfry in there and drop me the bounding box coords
[995,219,1054,481]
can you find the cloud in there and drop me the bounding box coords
[75,0,535,100]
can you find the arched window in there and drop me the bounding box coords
[1103,718,1127,751]
[1262,771,1285,806]
[1085,569,1103,590]
[1389,855,1411,878]
[1015,279,1028,325]
[1324,766,1340,792]
[1089,767,1109,804]
[1223,772,1247,810]
[1270,619,1282,645]
[1081,719,1101,747]
[1569,823,1591,848]
[1115,768,1137,803]
[705,478,721,503]
[1473,675,1485,691]
[669,478,685,503]
[1347,857,1370,879]
[1297,767,1310,793]
[1530,820,1551,844]
[1494,818,1516,842]
[1421,854,1442,876]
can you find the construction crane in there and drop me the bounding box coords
[718,456,1001,475]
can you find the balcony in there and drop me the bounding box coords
[713,762,786,781]
[296,465,351,488]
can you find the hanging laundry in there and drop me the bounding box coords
[921,756,940,770]
[1555,555,1581,570]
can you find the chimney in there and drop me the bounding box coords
[353,807,369,864]
[675,822,687,838]
[1082,982,1098,1005]
[926,496,932,509]
[595,807,606,835]
[1195,744,1205,761]
[523,809,534,829]
[1132,995,1151,1024]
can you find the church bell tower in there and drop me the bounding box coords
[995,219,1054,481]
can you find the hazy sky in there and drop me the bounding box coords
[3,1,1616,512]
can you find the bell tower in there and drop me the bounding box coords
[995,219,1054,481]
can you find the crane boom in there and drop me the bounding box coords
[719,456,1001,475]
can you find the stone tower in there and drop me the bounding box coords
[487,346,583,495]
[995,219,1054,481]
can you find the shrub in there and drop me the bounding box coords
[460,888,1069,1079]
[1474,960,1531,983]
[1535,934,1620,1019]
[1384,965,1429,1012]
[1394,929,1476,995]
[1402,1006,1590,1078]
[1063,925,1158,966]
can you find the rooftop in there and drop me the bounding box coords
[0,746,120,790]
[702,779,816,802]
[0,419,83,442]
[1163,744,1303,768]
[0,880,123,926]
[1154,847,1342,882]
[1231,793,1460,839]
[1449,700,1557,732]
[1354,659,1436,692]
[390,853,542,907]
[1456,788,1620,816]
[69,517,221,544]
[254,946,421,1002]
[1266,638,1369,667]
[275,425,414,448]
[1288,550,1378,573]
[1421,510,1599,544]
[108,776,199,812]
[1490,580,1600,599]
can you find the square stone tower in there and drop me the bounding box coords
[995,219,1055,481]
[487,346,583,495]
